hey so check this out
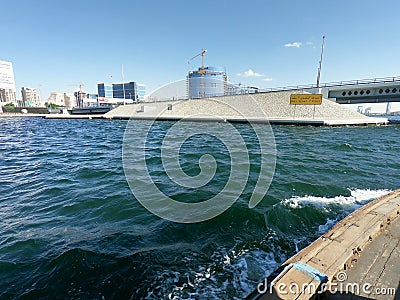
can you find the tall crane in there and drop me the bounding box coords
[188,48,207,72]
[66,83,84,107]
[78,84,84,107]
[316,36,325,90]
[188,49,207,97]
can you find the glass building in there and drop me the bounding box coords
[137,84,146,101]
[98,81,145,101]
[112,82,136,100]
[97,83,113,98]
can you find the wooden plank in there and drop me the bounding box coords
[303,214,382,275]
[270,268,316,299]
[247,191,400,300]
[361,238,398,296]
[373,240,400,299]
[345,232,392,284]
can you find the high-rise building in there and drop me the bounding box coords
[0,89,17,104]
[64,93,75,107]
[47,92,65,106]
[21,87,41,107]
[187,66,227,99]
[0,60,17,105]
[46,92,76,107]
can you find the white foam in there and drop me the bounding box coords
[165,249,282,299]
[158,189,392,299]
[317,218,338,235]
[282,188,391,210]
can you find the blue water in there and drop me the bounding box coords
[1,117,399,299]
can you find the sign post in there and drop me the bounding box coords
[290,94,323,119]
[290,94,322,105]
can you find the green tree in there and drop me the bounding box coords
[3,102,15,112]
[45,102,58,109]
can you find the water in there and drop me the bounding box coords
[1,117,399,299]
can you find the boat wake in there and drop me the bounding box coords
[281,188,391,210]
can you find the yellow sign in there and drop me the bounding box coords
[290,94,322,105]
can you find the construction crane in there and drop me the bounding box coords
[78,84,85,107]
[66,83,85,107]
[189,48,207,71]
[316,36,325,90]
[188,49,207,97]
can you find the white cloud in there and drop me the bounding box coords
[284,42,302,48]
[237,69,264,77]
[262,78,273,82]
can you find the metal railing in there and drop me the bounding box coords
[144,76,400,102]
[258,76,400,93]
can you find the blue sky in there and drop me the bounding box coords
[2,0,400,100]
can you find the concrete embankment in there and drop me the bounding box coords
[0,113,47,118]
[247,190,400,299]
[0,91,389,125]
[43,114,104,119]
[104,91,387,126]
[0,113,105,120]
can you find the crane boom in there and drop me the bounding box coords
[188,48,207,72]
[190,48,207,61]
[316,36,325,89]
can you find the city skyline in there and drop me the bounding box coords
[2,0,400,101]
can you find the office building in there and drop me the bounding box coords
[74,91,98,107]
[0,60,17,105]
[97,81,145,103]
[46,92,76,107]
[21,87,41,107]
[112,82,135,100]
[0,88,17,104]
[97,83,113,98]
[47,92,65,106]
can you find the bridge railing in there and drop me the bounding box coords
[259,76,400,93]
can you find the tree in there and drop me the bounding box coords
[45,102,58,109]
[3,102,15,112]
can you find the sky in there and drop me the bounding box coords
[2,0,400,102]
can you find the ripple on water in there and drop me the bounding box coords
[1,119,400,299]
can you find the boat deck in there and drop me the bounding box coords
[323,216,400,299]
[247,190,400,300]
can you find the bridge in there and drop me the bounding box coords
[259,76,400,105]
